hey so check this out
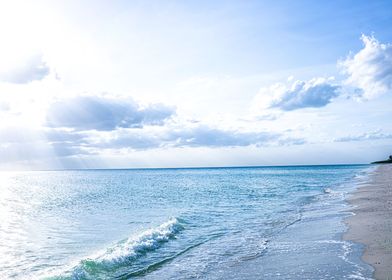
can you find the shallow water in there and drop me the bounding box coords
[0,165,374,279]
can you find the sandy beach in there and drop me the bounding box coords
[344,164,392,280]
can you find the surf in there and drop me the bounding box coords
[48,218,184,280]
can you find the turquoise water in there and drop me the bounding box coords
[0,165,374,279]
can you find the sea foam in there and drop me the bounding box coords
[96,217,183,265]
[54,218,184,280]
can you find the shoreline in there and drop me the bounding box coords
[344,164,392,280]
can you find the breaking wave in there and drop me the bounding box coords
[48,217,184,280]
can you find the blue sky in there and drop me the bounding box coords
[0,0,391,169]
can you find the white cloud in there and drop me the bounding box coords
[46,96,176,131]
[54,124,301,152]
[334,130,392,142]
[0,122,305,167]
[253,77,340,111]
[161,125,281,148]
[339,35,392,99]
[0,101,9,111]
[0,53,50,84]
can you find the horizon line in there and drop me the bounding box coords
[3,163,371,172]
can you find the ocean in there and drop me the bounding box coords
[0,165,374,279]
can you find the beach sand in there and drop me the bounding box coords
[344,164,392,280]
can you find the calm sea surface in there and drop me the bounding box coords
[0,165,374,279]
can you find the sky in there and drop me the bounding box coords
[0,0,392,170]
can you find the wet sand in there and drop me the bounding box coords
[344,164,392,280]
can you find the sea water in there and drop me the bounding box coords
[0,165,374,279]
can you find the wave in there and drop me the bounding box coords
[47,217,184,280]
[94,217,183,264]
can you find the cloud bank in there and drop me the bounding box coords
[0,124,305,167]
[37,94,307,161]
[52,124,299,152]
[93,126,271,150]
